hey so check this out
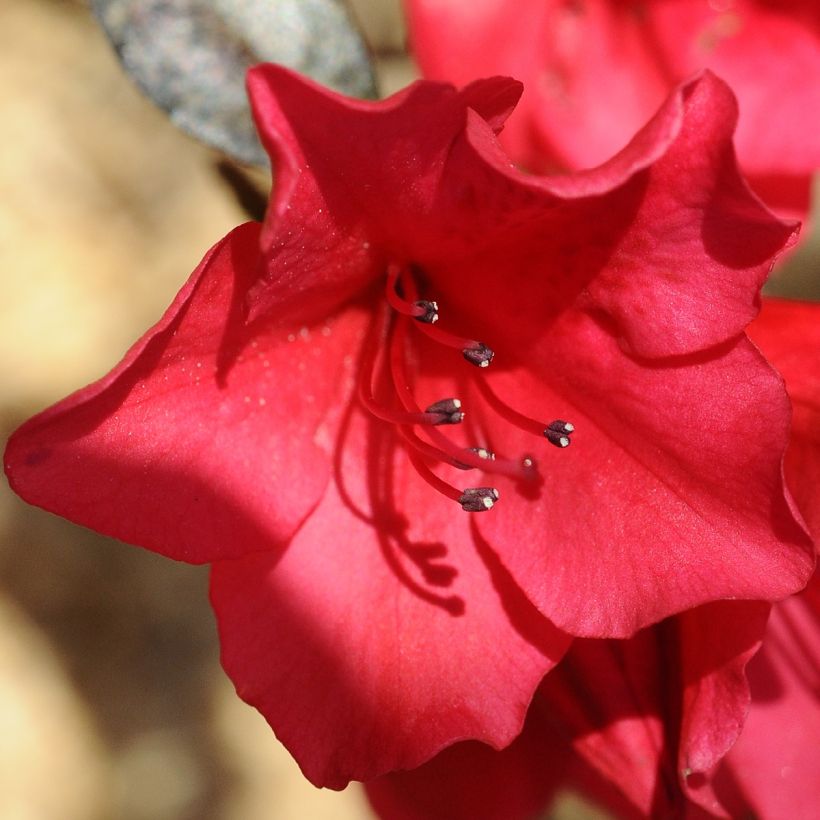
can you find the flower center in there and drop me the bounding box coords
[358,264,574,512]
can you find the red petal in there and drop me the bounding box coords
[749,298,820,538]
[210,399,570,788]
[248,68,794,361]
[475,319,812,637]
[4,224,365,563]
[244,64,526,326]
[677,601,770,814]
[538,601,771,817]
[580,71,795,359]
[430,73,796,362]
[364,711,568,820]
[704,574,820,818]
[539,629,680,817]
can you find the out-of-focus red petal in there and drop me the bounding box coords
[363,708,568,820]
[539,628,678,817]
[649,1,820,180]
[536,601,772,817]
[406,0,820,214]
[677,601,770,815]
[749,298,820,537]
[4,224,366,563]
[704,574,820,818]
[474,320,812,637]
[210,398,570,788]
[408,0,668,173]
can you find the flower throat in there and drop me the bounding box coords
[358,264,574,512]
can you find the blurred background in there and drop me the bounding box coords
[0,2,816,819]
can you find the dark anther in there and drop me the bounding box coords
[413,300,439,324]
[458,487,500,512]
[544,419,574,448]
[425,398,465,425]
[462,343,494,368]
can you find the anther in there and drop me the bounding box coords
[467,446,496,461]
[424,398,465,425]
[462,343,494,368]
[385,267,440,322]
[413,300,439,324]
[544,419,574,448]
[451,446,496,470]
[458,487,500,512]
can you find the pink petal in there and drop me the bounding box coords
[4,224,366,563]
[210,399,570,787]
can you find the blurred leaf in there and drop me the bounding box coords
[91,0,377,166]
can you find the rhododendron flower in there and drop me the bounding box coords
[366,297,820,819]
[4,67,814,788]
[406,0,820,214]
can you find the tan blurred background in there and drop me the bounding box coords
[0,2,816,820]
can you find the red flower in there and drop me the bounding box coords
[365,297,820,819]
[3,68,813,788]
[406,0,820,215]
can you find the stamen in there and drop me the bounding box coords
[467,446,496,461]
[545,419,575,448]
[389,314,530,480]
[425,398,464,425]
[399,427,498,474]
[462,343,495,368]
[458,487,500,512]
[385,265,439,323]
[418,323,495,367]
[407,447,499,512]
[475,376,574,446]
[365,264,574,511]
[413,300,440,324]
[393,267,494,367]
[399,427,475,471]
[358,311,458,427]
[451,446,497,471]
